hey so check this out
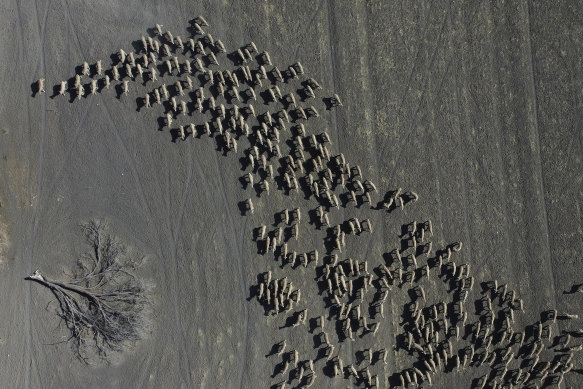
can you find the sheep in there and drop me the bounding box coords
[273,66,283,82]
[293,61,304,74]
[37,78,45,94]
[176,81,184,96]
[246,198,254,214]
[276,340,286,356]
[262,51,272,65]
[257,282,265,301]
[187,38,196,53]
[147,37,155,52]
[58,81,67,95]
[149,51,157,65]
[152,40,160,53]
[149,66,158,81]
[128,52,135,66]
[236,48,246,63]
[362,219,373,233]
[238,66,250,82]
[231,86,240,101]
[195,58,205,72]
[558,313,579,320]
[81,61,90,76]
[172,56,180,73]
[292,208,301,224]
[73,84,84,101]
[261,180,269,194]
[196,15,209,26]
[209,52,219,66]
[308,105,319,118]
[175,35,184,50]
[125,63,134,79]
[254,73,263,87]
[305,373,316,387]
[154,89,161,105]
[138,35,148,52]
[163,59,172,75]
[215,39,226,53]
[161,83,169,99]
[215,117,223,134]
[452,241,463,252]
[161,43,171,57]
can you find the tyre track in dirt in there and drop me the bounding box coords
[291,0,325,61]
[392,1,440,120]
[99,97,180,386]
[357,11,390,374]
[100,98,159,242]
[160,150,196,387]
[170,142,212,381]
[100,97,166,385]
[3,0,29,211]
[208,10,258,385]
[41,104,91,204]
[13,3,33,388]
[170,142,194,250]
[163,149,199,386]
[381,24,454,242]
[81,16,242,385]
[522,0,561,335]
[455,38,507,280]
[453,0,512,284]
[107,106,203,388]
[324,0,356,364]
[377,4,451,158]
[340,3,392,382]
[211,151,250,389]
[55,22,178,387]
[62,0,87,56]
[23,0,51,387]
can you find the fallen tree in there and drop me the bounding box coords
[26,219,152,362]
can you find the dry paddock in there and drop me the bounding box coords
[0,1,582,388]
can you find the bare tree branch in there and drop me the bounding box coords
[26,219,152,362]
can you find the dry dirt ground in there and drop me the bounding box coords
[1,1,583,388]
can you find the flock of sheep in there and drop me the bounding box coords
[33,15,581,389]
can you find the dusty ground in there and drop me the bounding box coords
[1,0,582,388]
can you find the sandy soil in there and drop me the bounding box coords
[1,1,582,388]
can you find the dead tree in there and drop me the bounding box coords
[25,219,151,362]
